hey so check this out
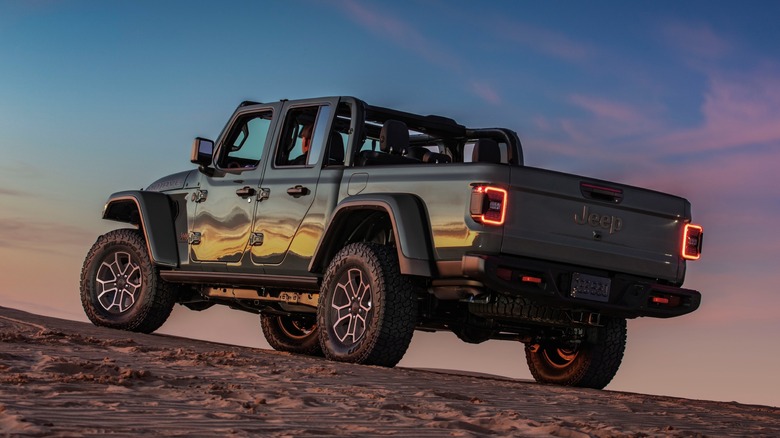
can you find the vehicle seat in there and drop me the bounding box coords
[327,131,345,165]
[425,152,451,163]
[380,119,409,155]
[471,138,501,163]
[406,146,452,164]
[358,120,420,165]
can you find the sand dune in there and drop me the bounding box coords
[1,306,778,437]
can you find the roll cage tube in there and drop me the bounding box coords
[466,128,524,165]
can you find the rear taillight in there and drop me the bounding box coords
[470,185,507,225]
[682,223,703,260]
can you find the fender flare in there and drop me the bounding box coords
[309,193,434,277]
[102,190,179,268]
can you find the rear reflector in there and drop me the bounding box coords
[470,186,507,226]
[521,276,542,284]
[496,268,513,281]
[682,224,703,260]
[650,295,681,307]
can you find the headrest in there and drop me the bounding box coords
[471,138,501,163]
[380,120,409,154]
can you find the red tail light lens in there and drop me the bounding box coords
[682,223,703,260]
[470,186,507,225]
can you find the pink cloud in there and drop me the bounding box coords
[338,1,505,105]
[0,218,93,249]
[683,273,780,325]
[530,66,780,172]
[522,136,586,162]
[526,96,662,167]
[491,19,594,63]
[470,81,501,105]
[0,188,24,196]
[626,144,780,197]
[655,69,780,154]
[569,94,650,125]
[339,0,461,70]
[660,21,733,60]
[0,161,40,175]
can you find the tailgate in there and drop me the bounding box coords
[502,166,691,283]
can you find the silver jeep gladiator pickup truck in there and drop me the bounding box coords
[80,96,703,389]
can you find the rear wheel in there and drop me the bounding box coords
[318,243,417,367]
[80,229,177,334]
[260,314,322,356]
[525,317,627,389]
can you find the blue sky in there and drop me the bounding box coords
[1,1,779,406]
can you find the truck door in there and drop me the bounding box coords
[190,103,280,263]
[249,99,338,270]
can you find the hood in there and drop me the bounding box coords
[146,170,196,192]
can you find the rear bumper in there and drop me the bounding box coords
[459,253,701,319]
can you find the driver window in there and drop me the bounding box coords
[217,111,273,169]
[275,105,331,167]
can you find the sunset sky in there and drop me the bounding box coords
[1,1,778,406]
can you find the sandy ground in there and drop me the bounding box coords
[1,307,778,437]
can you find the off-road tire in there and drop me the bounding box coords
[525,317,627,389]
[80,228,177,334]
[260,314,322,356]
[318,243,417,367]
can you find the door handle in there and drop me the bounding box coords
[236,186,256,197]
[286,185,309,198]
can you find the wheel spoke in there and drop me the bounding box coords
[119,289,136,312]
[107,259,121,279]
[330,267,373,345]
[353,313,367,342]
[348,269,362,297]
[127,264,140,283]
[95,250,142,314]
[345,314,359,342]
[358,284,372,312]
[333,308,351,325]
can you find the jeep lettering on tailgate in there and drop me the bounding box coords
[574,205,624,234]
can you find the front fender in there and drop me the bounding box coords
[309,193,434,277]
[102,190,179,268]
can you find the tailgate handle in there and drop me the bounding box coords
[580,182,623,204]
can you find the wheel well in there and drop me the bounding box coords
[104,199,142,227]
[310,195,434,278]
[312,209,394,274]
[101,192,179,267]
[345,210,395,246]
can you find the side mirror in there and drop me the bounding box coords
[191,137,214,166]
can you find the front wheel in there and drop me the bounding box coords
[318,243,417,367]
[260,314,322,356]
[80,229,177,334]
[525,317,627,389]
